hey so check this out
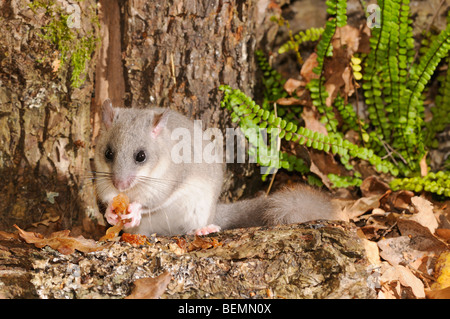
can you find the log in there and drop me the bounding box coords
[0,221,376,299]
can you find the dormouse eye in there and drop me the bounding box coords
[135,150,146,163]
[105,147,114,161]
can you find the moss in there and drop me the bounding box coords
[29,0,99,88]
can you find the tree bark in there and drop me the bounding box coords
[0,0,100,233]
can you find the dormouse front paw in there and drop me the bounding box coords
[120,202,143,229]
[105,204,119,225]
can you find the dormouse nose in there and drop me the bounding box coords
[112,176,134,191]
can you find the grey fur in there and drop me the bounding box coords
[94,101,345,236]
[215,184,343,230]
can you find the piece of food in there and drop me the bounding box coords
[121,233,147,246]
[100,193,130,242]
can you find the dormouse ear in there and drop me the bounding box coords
[151,110,170,138]
[101,99,116,129]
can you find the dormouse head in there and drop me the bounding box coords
[95,99,170,193]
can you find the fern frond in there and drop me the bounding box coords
[255,50,287,109]
[220,85,399,176]
[424,57,450,148]
[278,27,325,55]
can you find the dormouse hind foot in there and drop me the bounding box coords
[191,224,221,236]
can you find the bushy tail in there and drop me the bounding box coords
[214,184,346,230]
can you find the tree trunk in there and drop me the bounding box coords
[0,0,100,234]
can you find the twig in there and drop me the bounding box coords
[266,103,281,197]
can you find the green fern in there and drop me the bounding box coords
[306,0,348,137]
[220,85,399,177]
[278,27,325,55]
[390,171,450,197]
[424,57,450,148]
[220,0,450,197]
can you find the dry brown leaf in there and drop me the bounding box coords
[14,224,109,255]
[431,251,450,290]
[187,235,223,252]
[397,219,448,252]
[341,194,383,220]
[360,176,390,197]
[341,66,354,96]
[0,230,19,240]
[426,286,450,299]
[419,152,428,177]
[332,25,361,55]
[283,78,303,95]
[276,97,305,106]
[380,190,414,212]
[51,58,61,73]
[301,106,328,136]
[361,238,381,266]
[380,264,425,298]
[436,228,450,241]
[126,271,172,299]
[30,215,60,228]
[378,236,428,268]
[300,52,319,82]
[410,196,439,233]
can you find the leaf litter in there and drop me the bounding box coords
[270,21,450,299]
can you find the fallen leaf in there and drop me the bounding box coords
[380,190,414,212]
[300,52,319,82]
[30,215,60,228]
[283,78,303,95]
[341,66,354,96]
[397,219,448,252]
[301,106,328,136]
[410,196,439,233]
[378,236,428,268]
[0,230,19,240]
[341,194,383,220]
[126,271,172,299]
[332,25,361,56]
[379,264,425,299]
[436,228,450,241]
[14,224,109,255]
[360,176,390,197]
[426,286,450,299]
[361,238,381,266]
[187,235,223,252]
[51,58,61,73]
[276,97,305,105]
[419,153,428,177]
[431,251,450,290]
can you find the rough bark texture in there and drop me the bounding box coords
[0,0,100,233]
[0,221,376,299]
